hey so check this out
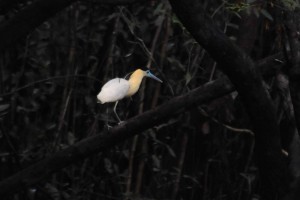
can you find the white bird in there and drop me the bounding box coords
[97,69,163,122]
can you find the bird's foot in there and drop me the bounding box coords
[105,124,113,129]
[118,121,125,125]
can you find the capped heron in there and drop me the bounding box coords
[97,69,163,122]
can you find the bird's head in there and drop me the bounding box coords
[129,69,163,83]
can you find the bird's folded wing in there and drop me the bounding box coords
[97,78,130,103]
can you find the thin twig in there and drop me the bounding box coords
[198,107,254,136]
[0,74,101,97]
[171,132,188,200]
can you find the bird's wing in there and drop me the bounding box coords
[97,78,130,103]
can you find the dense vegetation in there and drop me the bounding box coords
[0,0,300,199]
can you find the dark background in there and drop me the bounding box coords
[0,0,299,199]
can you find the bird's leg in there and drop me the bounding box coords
[106,124,113,129]
[105,107,113,129]
[113,101,122,123]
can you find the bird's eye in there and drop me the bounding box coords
[146,70,150,74]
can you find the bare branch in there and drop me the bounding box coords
[0,0,75,51]
[0,54,284,196]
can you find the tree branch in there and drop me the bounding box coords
[169,0,289,199]
[0,53,284,196]
[0,0,76,50]
[284,8,300,136]
[283,7,300,200]
[0,78,233,196]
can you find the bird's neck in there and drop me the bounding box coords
[126,72,145,97]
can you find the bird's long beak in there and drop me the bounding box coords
[146,71,163,83]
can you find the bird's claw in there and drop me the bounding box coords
[118,121,124,125]
[106,124,113,129]
[105,121,124,129]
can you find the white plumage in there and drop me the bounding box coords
[97,78,129,104]
[97,69,162,122]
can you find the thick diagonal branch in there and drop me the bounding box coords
[0,79,233,196]
[0,54,284,196]
[0,0,75,50]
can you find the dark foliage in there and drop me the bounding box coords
[0,0,299,199]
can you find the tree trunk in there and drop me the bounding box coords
[169,0,289,199]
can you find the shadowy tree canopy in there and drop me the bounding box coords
[0,0,300,199]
